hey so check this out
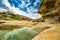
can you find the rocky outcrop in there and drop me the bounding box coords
[32,27,60,40]
[38,0,60,23]
[0,11,32,21]
[32,0,60,40]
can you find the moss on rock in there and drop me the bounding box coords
[3,27,38,40]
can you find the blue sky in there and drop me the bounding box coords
[0,0,43,19]
[7,0,42,12]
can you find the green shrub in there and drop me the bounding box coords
[4,27,38,40]
[0,30,9,40]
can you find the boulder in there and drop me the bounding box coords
[32,27,60,40]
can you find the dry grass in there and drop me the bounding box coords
[0,20,58,30]
[0,20,55,27]
[0,25,23,30]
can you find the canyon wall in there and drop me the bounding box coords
[38,0,60,23]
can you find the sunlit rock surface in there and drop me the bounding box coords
[32,27,60,40]
[32,0,60,40]
[38,0,60,23]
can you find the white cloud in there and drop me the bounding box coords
[27,0,30,2]
[24,13,42,19]
[0,7,8,12]
[2,0,41,19]
[22,1,25,6]
[25,3,31,7]
[2,0,25,13]
[19,1,25,8]
[34,0,40,6]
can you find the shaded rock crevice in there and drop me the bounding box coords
[38,0,60,23]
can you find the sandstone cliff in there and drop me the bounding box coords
[38,0,60,23]
[32,0,60,40]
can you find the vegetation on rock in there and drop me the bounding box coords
[3,27,38,40]
[0,11,32,21]
[0,11,44,22]
[0,30,9,40]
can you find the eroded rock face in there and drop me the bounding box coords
[38,0,60,23]
[32,1,60,40]
[32,27,60,40]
